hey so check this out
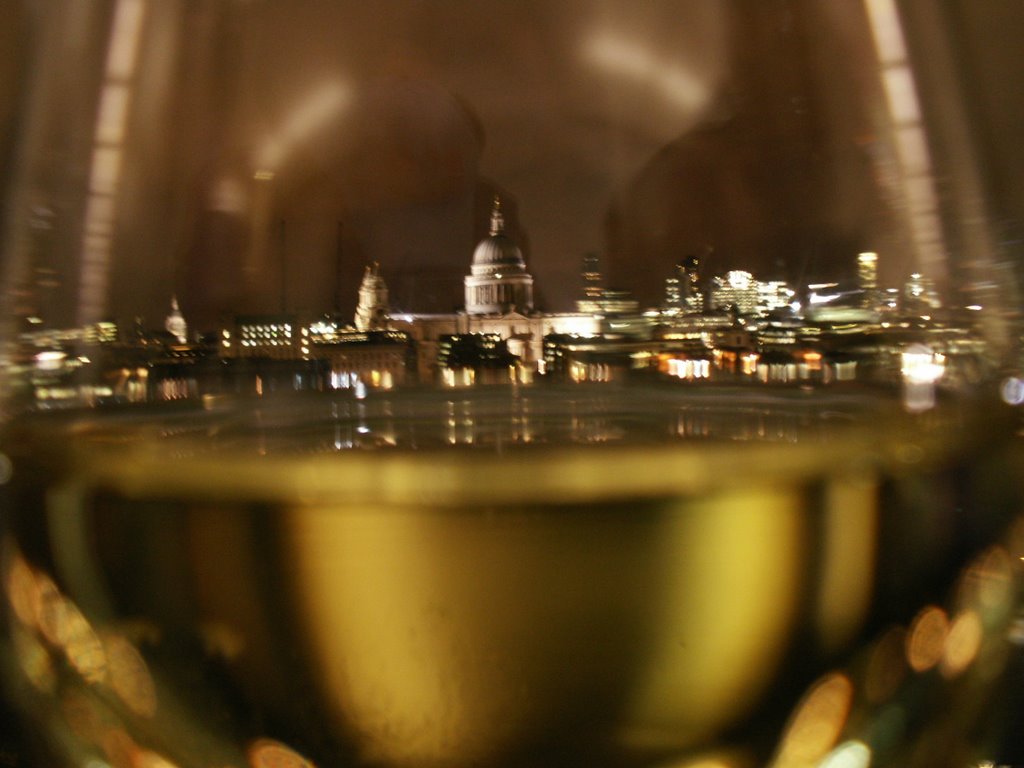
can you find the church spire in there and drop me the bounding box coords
[489,196,505,236]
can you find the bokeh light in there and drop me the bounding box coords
[771,672,854,768]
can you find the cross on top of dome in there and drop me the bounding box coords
[489,196,505,236]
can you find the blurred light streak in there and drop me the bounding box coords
[862,0,948,281]
[95,84,130,145]
[83,196,116,236]
[88,148,123,196]
[582,32,708,114]
[906,605,949,672]
[76,0,148,327]
[104,0,145,81]
[256,81,352,172]
[771,672,853,768]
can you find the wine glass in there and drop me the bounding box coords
[2,2,1023,767]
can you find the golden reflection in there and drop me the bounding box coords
[129,747,180,768]
[941,609,983,679]
[286,482,805,764]
[4,551,41,629]
[815,473,878,653]
[624,486,805,753]
[906,605,949,673]
[61,689,110,745]
[101,726,138,768]
[771,672,854,768]
[61,605,108,684]
[657,750,752,768]
[818,740,872,768]
[864,627,907,705]
[247,739,316,768]
[11,626,56,693]
[104,0,146,81]
[102,632,157,717]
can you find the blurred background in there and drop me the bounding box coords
[1,1,1022,332]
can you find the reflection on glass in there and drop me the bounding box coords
[2,1,1024,768]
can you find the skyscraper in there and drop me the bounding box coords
[857,252,878,309]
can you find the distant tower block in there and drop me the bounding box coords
[581,252,603,301]
[464,197,535,315]
[683,254,703,312]
[165,296,188,343]
[354,262,390,331]
[857,252,878,308]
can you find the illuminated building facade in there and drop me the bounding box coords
[903,273,941,312]
[682,255,703,313]
[165,296,188,343]
[464,198,535,315]
[313,330,415,390]
[354,262,389,332]
[578,252,604,312]
[756,281,795,314]
[226,314,302,359]
[710,270,759,316]
[857,252,878,309]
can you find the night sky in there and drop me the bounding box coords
[7,1,1023,330]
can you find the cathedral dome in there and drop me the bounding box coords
[472,233,524,269]
[464,197,535,315]
[470,199,526,274]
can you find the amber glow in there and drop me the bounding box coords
[12,627,56,693]
[815,474,878,653]
[248,738,317,768]
[624,486,805,752]
[906,605,949,672]
[103,632,158,717]
[772,673,854,768]
[4,551,41,628]
[819,740,872,768]
[940,610,983,679]
[582,32,709,114]
[60,600,108,684]
[130,747,180,768]
[256,81,351,172]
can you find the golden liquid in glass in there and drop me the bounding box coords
[1,387,1020,767]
